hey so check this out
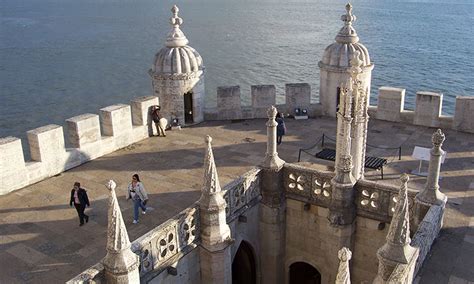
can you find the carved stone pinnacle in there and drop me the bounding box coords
[267,105,277,118]
[338,247,352,262]
[432,129,445,148]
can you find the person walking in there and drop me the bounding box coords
[69,182,90,226]
[126,174,149,224]
[151,106,167,137]
[276,112,286,145]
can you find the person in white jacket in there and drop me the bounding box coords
[126,174,149,224]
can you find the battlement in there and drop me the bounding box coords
[0,96,158,195]
[204,84,474,134]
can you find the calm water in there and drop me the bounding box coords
[1,0,473,142]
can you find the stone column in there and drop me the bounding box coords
[415,129,448,226]
[375,174,417,283]
[335,247,352,284]
[259,106,286,284]
[348,51,369,181]
[198,136,232,284]
[329,83,356,226]
[102,180,140,283]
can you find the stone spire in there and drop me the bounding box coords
[198,135,231,250]
[336,3,359,44]
[378,174,416,264]
[102,180,140,283]
[416,129,447,206]
[202,135,222,195]
[261,106,285,170]
[165,5,189,48]
[335,247,352,284]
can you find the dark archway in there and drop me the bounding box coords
[289,262,321,284]
[184,91,193,124]
[232,241,256,284]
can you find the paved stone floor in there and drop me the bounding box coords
[0,117,472,283]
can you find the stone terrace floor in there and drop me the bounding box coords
[0,117,473,283]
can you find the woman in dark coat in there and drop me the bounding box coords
[69,182,90,226]
[276,112,286,145]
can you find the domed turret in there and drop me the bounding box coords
[151,5,203,76]
[149,5,205,125]
[318,3,373,117]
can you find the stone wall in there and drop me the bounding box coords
[0,96,158,195]
[411,203,446,276]
[205,84,473,133]
[373,87,473,133]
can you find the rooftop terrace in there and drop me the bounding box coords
[0,117,472,283]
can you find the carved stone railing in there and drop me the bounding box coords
[355,179,417,224]
[66,263,104,283]
[411,202,446,276]
[223,168,261,222]
[131,205,201,282]
[283,164,335,208]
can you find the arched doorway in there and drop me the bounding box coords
[232,241,256,284]
[184,91,193,124]
[289,262,321,284]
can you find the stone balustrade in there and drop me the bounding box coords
[355,179,417,224]
[131,205,201,281]
[204,84,473,134]
[223,168,261,221]
[0,96,158,195]
[283,163,335,208]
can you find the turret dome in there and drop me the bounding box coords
[320,4,371,69]
[151,5,203,77]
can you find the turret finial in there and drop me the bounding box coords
[165,5,189,48]
[336,3,359,44]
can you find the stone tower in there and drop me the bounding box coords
[149,5,205,126]
[319,3,373,117]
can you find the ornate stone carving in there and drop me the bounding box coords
[336,247,352,284]
[360,189,380,208]
[339,155,353,172]
[261,106,285,170]
[179,208,199,247]
[165,5,188,48]
[288,173,306,191]
[201,135,222,195]
[431,129,445,149]
[377,174,416,265]
[102,180,140,281]
[157,228,178,261]
[313,178,331,198]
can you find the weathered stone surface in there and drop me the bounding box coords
[251,85,276,118]
[130,96,159,127]
[66,113,101,148]
[414,91,442,127]
[376,87,405,122]
[285,83,311,115]
[217,86,242,120]
[0,137,28,195]
[453,96,474,133]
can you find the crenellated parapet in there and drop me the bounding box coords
[205,84,473,134]
[374,87,474,133]
[0,96,158,195]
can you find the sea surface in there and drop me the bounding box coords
[1,0,473,143]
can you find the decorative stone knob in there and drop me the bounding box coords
[341,3,356,25]
[205,135,212,144]
[432,129,445,148]
[106,180,116,191]
[338,247,352,261]
[400,173,409,184]
[267,106,277,118]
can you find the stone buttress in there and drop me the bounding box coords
[198,135,233,284]
[259,106,286,284]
